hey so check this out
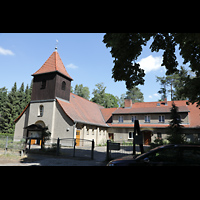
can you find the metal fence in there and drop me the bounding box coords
[106,140,151,161]
[106,140,134,161]
[26,137,95,160]
[0,135,25,156]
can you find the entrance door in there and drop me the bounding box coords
[76,130,80,146]
[143,131,151,145]
[109,133,114,140]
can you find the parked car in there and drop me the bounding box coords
[107,144,200,166]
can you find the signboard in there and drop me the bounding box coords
[134,135,143,145]
[109,142,120,150]
[28,131,42,138]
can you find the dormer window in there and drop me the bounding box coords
[62,81,66,90]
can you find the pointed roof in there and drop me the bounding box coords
[32,49,73,80]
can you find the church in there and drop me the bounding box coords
[14,48,109,146]
[14,48,200,146]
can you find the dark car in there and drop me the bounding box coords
[107,144,200,166]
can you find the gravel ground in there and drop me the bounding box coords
[0,146,150,166]
[0,146,108,166]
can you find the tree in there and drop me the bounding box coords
[125,86,144,103]
[167,102,185,144]
[73,84,90,100]
[103,33,200,106]
[156,66,193,101]
[0,87,8,133]
[0,81,32,134]
[91,82,119,108]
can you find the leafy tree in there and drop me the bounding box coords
[167,102,185,144]
[103,33,200,106]
[156,66,193,101]
[74,84,90,100]
[91,82,119,108]
[125,86,144,103]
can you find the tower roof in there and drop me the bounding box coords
[32,49,73,80]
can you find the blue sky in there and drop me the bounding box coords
[0,33,188,102]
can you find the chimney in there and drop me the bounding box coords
[124,99,132,108]
[164,97,167,105]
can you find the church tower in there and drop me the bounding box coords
[31,47,73,102]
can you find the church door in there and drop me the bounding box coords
[76,130,80,146]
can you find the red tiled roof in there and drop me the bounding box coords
[100,108,118,123]
[113,100,189,114]
[32,50,73,80]
[57,93,108,127]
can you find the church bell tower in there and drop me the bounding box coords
[31,48,73,102]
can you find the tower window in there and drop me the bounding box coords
[62,81,66,90]
[41,79,46,89]
[38,105,44,117]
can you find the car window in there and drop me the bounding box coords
[147,148,179,162]
[181,148,200,165]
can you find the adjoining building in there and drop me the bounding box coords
[14,49,200,145]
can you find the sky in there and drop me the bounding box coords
[0,33,188,102]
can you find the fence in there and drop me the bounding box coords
[106,140,133,161]
[27,137,95,160]
[0,135,25,156]
[106,140,151,161]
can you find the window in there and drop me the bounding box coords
[38,105,44,117]
[41,79,46,89]
[118,116,123,123]
[159,115,165,123]
[132,116,137,123]
[61,81,66,90]
[129,132,134,139]
[145,115,150,123]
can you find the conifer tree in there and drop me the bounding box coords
[167,102,185,144]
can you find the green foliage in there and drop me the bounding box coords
[103,33,200,106]
[125,86,144,103]
[91,82,119,108]
[0,81,32,134]
[156,66,193,101]
[167,102,185,144]
[73,84,90,100]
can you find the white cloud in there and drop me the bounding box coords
[0,46,14,56]
[148,93,159,100]
[66,63,78,69]
[153,93,159,97]
[149,95,153,99]
[139,55,163,73]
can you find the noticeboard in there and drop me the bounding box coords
[109,142,120,150]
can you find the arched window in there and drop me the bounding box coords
[38,105,44,117]
[62,81,66,90]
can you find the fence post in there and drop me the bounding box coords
[91,139,94,160]
[28,138,31,152]
[4,136,8,154]
[73,138,76,157]
[106,140,110,161]
[56,137,60,156]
